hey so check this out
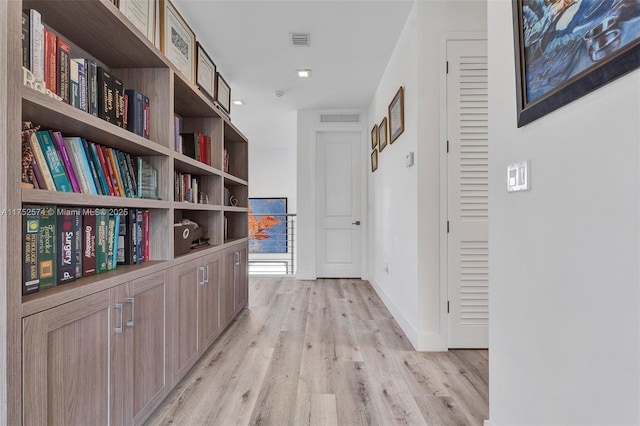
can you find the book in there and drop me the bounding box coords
[21,12,30,70]
[97,67,114,123]
[99,145,120,196]
[95,145,116,196]
[36,130,72,192]
[137,157,158,199]
[143,209,150,261]
[106,214,116,270]
[124,152,139,196]
[56,37,71,104]
[51,131,81,193]
[22,206,40,295]
[117,208,137,265]
[143,94,150,139]
[96,210,109,273]
[71,137,98,194]
[62,136,93,194]
[69,59,79,108]
[113,76,125,128]
[125,89,144,137]
[31,160,44,189]
[28,9,43,82]
[87,142,110,196]
[37,205,56,290]
[29,132,56,191]
[43,28,57,93]
[87,59,98,116]
[112,214,120,270]
[106,148,125,197]
[180,133,197,159]
[56,207,80,284]
[74,59,87,112]
[117,150,135,197]
[80,138,103,196]
[82,208,97,276]
[135,209,143,263]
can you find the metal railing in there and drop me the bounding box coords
[248,213,296,276]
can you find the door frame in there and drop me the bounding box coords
[438,32,487,349]
[314,128,367,279]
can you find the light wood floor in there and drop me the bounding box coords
[147,278,488,426]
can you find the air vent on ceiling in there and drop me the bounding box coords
[290,33,310,47]
[320,113,360,123]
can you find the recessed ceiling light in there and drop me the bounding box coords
[296,69,311,78]
[232,100,244,106]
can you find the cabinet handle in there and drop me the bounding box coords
[126,297,135,327]
[198,266,206,285]
[235,252,240,266]
[114,303,123,334]
[204,265,210,284]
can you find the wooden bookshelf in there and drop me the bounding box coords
[1,1,250,424]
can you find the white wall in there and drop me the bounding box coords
[488,0,640,424]
[296,110,368,280]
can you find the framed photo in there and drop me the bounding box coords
[196,42,216,101]
[160,0,196,83]
[513,0,640,127]
[371,124,378,149]
[248,198,288,253]
[388,86,405,143]
[379,117,388,149]
[371,149,378,172]
[215,72,231,115]
[119,0,155,43]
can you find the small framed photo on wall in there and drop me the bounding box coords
[196,42,216,101]
[160,0,196,83]
[388,86,405,143]
[379,117,388,149]
[371,124,378,149]
[371,148,378,172]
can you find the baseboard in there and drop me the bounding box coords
[367,278,419,349]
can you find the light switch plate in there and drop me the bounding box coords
[507,160,531,192]
[405,151,414,167]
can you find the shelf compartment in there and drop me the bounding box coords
[222,173,248,186]
[174,72,218,118]
[224,211,248,240]
[22,87,170,156]
[22,189,172,209]
[23,0,170,69]
[224,120,248,144]
[21,260,169,317]
[174,154,223,177]
[174,209,223,251]
[223,181,247,208]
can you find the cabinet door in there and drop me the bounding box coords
[221,248,237,327]
[170,258,201,381]
[199,251,222,355]
[125,271,170,425]
[234,245,249,314]
[23,289,122,426]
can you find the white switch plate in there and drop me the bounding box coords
[507,160,531,192]
[405,151,414,167]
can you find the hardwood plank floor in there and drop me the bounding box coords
[147,278,488,426]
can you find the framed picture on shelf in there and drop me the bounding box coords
[371,148,378,172]
[371,124,378,149]
[513,0,640,127]
[379,117,388,149]
[248,198,288,253]
[119,0,156,43]
[388,86,404,143]
[196,42,216,101]
[215,72,231,115]
[160,0,196,83]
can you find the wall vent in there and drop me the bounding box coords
[320,113,360,123]
[290,33,310,47]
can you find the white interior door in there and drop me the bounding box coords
[316,130,362,278]
[447,39,489,348]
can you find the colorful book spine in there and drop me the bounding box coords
[62,136,92,194]
[143,210,149,261]
[28,9,44,82]
[116,150,134,197]
[73,138,98,195]
[51,131,81,193]
[125,89,144,137]
[29,133,56,191]
[82,209,97,276]
[95,145,116,196]
[36,131,72,192]
[106,214,116,270]
[124,153,138,197]
[135,209,143,263]
[73,59,87,112]
[21,12,30,70]
[31,160,44,189]
[56,37,71,104]
[87,59,98,116]
[99,145,119,196]
[88,142,110,196]
[81,139,103,196]
[96,210,109,273]
[118,209,137,265]
[106,148,125,197]
[38,205,57,290]
[112,214,120,270]
[69,59,80,109]
[143,95,150,139]
[56,207,79,284]
[22,206,40,295]
[113,76,125,128]
[43,28,57,93]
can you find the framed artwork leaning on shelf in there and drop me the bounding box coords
[196,42,216,101]
[215,72,231,115]
[160,0,196,83]
[119,0,156,44]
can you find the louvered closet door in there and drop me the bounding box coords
[447,39,488,348]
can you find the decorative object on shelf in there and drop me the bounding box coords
[371,148,378,172]
[119,0,156,44]
[371,124,378,149]
[173,219,205,256]
[160,0,196,83]
[196,42,216,101]
[229,195,238,207]
[512,0,640,127]
[248,198,287,253]
[388,86,405,143]
[379,116,388,149]
[215,72,231,115]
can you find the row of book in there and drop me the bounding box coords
[22,206,151,295]
[22,9,151,138]
[173,116,214,166]
[175,172,201,204]
[22,122,158,199]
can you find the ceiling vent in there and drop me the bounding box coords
[320,113,360,123]
[290,33,310,47]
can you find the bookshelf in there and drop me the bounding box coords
[1,1,249,424]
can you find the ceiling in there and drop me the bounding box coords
[173,0,415,114]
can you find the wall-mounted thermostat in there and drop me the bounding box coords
[507,160,531,192]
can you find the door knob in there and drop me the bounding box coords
[352,221,361,225]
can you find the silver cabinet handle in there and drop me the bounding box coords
[204,265,210,284]
[114,303,123,334]
[235,252,240,266]
[126,297,135,327]
[198,266,206,285]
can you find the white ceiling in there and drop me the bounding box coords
[173,0,414,113]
